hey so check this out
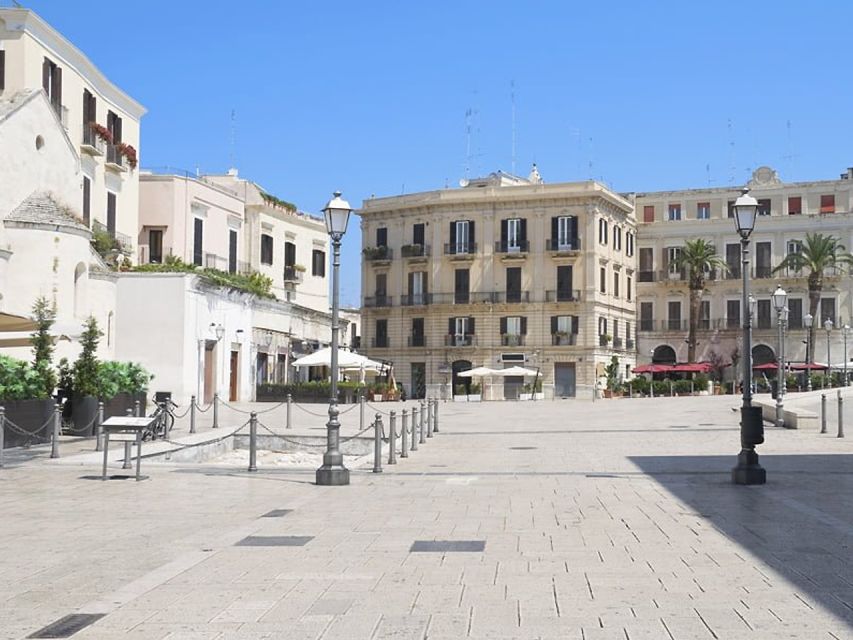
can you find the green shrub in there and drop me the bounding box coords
[0,355,49,401]
[694,373,709,390]
[625,376,649,394]
[131,256,274,299]
[652,380,670,396]
[30,296,57,397]
[96,361,153,399]
[673,379,693,394]
[73,316,101,397]
[256,381,363,400]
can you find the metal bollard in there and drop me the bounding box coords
[411,406,419,451]
[0,407,5,468]
[433,398,440,433]
[190,395,197,434]
[669,380,674,397]
[373,414,383,473]
[133,399,141,417]
[400,409,409,458]
[50,403,61,459]
[95,402,104,452]
[426,400,433,437]
[629,381,633,399]
[690,380,695,396]
[419,404,426,444]
[838,391,845,438]
[360,395,366,432]
[423,401,432,438]
[388,410,397,465]
[286,393,293,429]
[248,412,258,472]
[212,392,219,428]
[821,394,827,434]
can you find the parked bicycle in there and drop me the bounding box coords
[144,398,178,441]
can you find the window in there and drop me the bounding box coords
[787,240,802,256]
[640,302,654,331]
[625,321,632,345]
[613,271,620,298]
[626,276,632,301]
[107,110,122,144]
[668,204,681,221]
[598,317,608,336]
[667,301,681,330]
[757,199,771,216]
[312,249,326,277]
[599,267,606,294]
[666,247,682,274]
[193,218,203,266]
[756,300,771,329]
[500,316,527,346]
[556,265,573,301]
[413,222,425,246]
[700,300,710,330]
[614,226,622,251]
[821,298,836,324]
[553,216,578,250]
[42,57,62,114]
[725,244,741,278]
[448,317,475,345]
[228,230,238,274]
[375,319,388,348]
[149,229,163,264]
[506,267,522,303]
[788,299,803,329]
[375,273,387,298]
[502,217,526,252]
[82,89,96,137]
[626,232,634,256]
[454,268,470,304]
[696,202,710,220]
[411,318,425,347]
[554,315,577,334]
[376,227,388,247]
[107,192,116,237]
[0,50,5,92]
[820,195,835,214]
[598,219,609,244]
[450,220,474,253]
[727,300,740,329]
[639,248,654,282]
[260,234,274,265]
[82,177,90,227]
[788,196,802,215]
[284,241,296,267]
[755,242,772,278]
[727,200,736,218]
[408,271,427,305]
[643,205,655,223]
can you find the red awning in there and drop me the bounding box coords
[789,362,828,371]
[632,363,673,374]
[670,362,715,373]
[752,362,780,371]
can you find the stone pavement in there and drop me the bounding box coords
[1,396,853,639]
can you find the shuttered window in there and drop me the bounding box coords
[820,195,835,214]
[193,218,203,266]
[788,196,802,215]
[82,177,90,226]
[643,205,655,223]
[312,249,326,277]
[107,192,116,236]
[260,234,273,265]
[228,230,238,274]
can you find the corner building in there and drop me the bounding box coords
[358,170,637,399]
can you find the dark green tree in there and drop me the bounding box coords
[30,296,57,398]
[73,316,102,397]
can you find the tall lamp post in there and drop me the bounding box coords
[824,318,833,387]
[771,285,787,429]
[731,188,765,485]
[316,191,352,486]
[804,313,814,391]
[843,324,851,386]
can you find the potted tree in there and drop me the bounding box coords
[72,316,101,434]
[99,361,153,418]
[604,356,621,398]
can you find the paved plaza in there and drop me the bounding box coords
[2,395,853,639]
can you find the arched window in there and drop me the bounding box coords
[752,344,776,366]
[652,345,677,364]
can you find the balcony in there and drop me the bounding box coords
[753,265,774,279]
[454,291,471,304]
[658,269,687,283]
[80,124,105,156]
[400,293,431,306]
[501,334,525,347]
[599,335,611,347]
[408,335,426,347]
[626,339,635,350]
[444,334,477,347]
[551,333,577,346]
[724,266,741,280]
[401,244,430,259]
[639,319,654,332]
[283,266,305,283]
[612,337,624,349]
[204,253,229,271]
[443,242,477,259]
[546,238,581,252]
[105,144,127,173]
[363,295,392,308]
[501,291,530,304]
[545,290,581,302]
[371,336,389,348]
[92,220,132,256]
[363,246,393,263]
[638,270,656,283]
[494,240,530,257]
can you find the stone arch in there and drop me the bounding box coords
[451,359,472,394]
[652,345,677,364]
[752,344,776,366]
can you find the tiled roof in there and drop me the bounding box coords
[5,192,89,232]
[0,89,40,122]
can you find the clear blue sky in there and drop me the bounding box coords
[25,0,853,307]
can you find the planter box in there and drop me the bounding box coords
[3,398,54,448]
[467,394,481,402]
[103,392,147,421]
[453,395,468,402]
[72,395,99,436]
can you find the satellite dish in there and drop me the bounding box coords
[459,178,469,187]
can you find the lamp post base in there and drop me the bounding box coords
[731,449,766,485]
[316,465,350,486]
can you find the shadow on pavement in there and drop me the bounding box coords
[629,453,853,630]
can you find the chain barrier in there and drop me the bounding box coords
[293,403,331,418]
[158,419,250,451]
[194,401,214,414]
[366,403,393,416]
[254,421,329,449]
[60,414,98,435]
[217,399,288,416]
[3,415,53,438]
[171,405,192,419]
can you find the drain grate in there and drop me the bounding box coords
[509,446,537,450]
[236,535,313,547]
[261,509,293,518]
[411,540,485,553]
[28,614,105,638]
[585,473,619,478]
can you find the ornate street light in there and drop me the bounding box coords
[731,188,765,485]
[804,313,814,391]
[825,318,834,387]
[316,191,352,486]
[771,285,787,428]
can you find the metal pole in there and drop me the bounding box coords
[845,331,849,386]
[373,414,383,473]
[50,403,60,459]
[629,380,633,399]
[212,392,219,429]
[411,406,419,451]
[360,395,365,433]
[286,393,292,429]
[821,393,827,434]
[0,407,5,469]
[838,391,845,438]
[423,400,431,438]
[388,410,397,465]
[419,404,426,444]
[806,331,813,391]
[248,411,257,472]
[190,395,197,434]
[669,380,673,397]
[827,330,832,387]
[690,380,694,396]
[650,375,654,399]
[400,409,408,458]
[776,310,784,429]
[133,399,141,417]
[433,398,440,433]
[95,402,104,451]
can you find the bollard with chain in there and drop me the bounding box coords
[419,403,426,444]
[360,395,366,433]
[433,398,440,433]
[95,402,104,452]
[821,393,827,434]
[423,400,431,438]
[133,399,141,417]
[286,393,293,429]
[50,403,61,459]
[411,406,419,451]
[0,407,5,468]
[190,395,197,434]
[388,410,397,465]
[212,392,219,429]
[400,409,409,458]
[838,391,845,438]
[373,414,383,473]
[669,380,674,397]
[248,412,258,472]
[427,400,434,437]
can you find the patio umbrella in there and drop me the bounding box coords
[789,362,828,371]
[494,365,539,377]
[291,346,378,369]
[752,362,780,371]
[457,366,500,377]
[632,363,673,374]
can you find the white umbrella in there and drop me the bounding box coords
[494,365,539,377]
[457,366,500,377]
[0,331,73,348]
[291,346,373,369]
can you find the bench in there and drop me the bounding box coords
[101,416,157,481]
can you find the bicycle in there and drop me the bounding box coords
[144,399,178,440]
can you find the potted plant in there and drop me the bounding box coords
[0,355,55,448]
[468,382,481,402]
[71,316,101,434]
[293,263,307,273]
[116,142,138,169]
[453,384,468,402]
[99,361,153,419]
[604,356,621,398]
[89,122,113,144]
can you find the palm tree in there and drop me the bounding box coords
[774,233,853,361]
[675,239,728,362]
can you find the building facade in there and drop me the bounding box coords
[358,169,637,399]
[635,166,853,375]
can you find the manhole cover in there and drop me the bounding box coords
[28,614,105,638]
[236,536,313,547]
[410,540,485,553]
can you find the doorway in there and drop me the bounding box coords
[203,340,217,404]
[451,360,472,395]
[503,375,523,400]
[411,362,426,399]
[554,363,576,398]
[229,350,239,402]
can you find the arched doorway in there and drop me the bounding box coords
[451,359,472,395]
[652,345,676,364]
[752,344,775,366]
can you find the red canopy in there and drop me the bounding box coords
[632,363,673,374]
[789,362,828,371]
[670,362,714,373]
[753,362,780,371]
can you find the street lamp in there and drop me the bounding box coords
[804,313,814,391]
[771,285,787,428]
[825,318,833,387]
[316,191,352,486]
[843,324,851,386]
[649,348,655,399]
[731,187,765,485]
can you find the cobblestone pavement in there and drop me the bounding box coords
[1,396,852,639]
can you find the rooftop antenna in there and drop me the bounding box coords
[706,163,711,187]
[727,118,736,185]
[464,107,473,179]
[587,136,594,180]
[782,119,798,178]
[229,109,237,170]
[511,80,516,176]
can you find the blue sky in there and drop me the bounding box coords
[25,0,853,307]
